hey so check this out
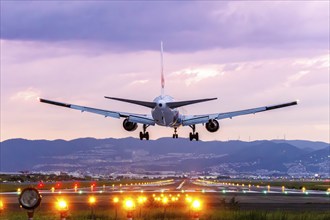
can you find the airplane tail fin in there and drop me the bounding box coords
[161,41,165,97]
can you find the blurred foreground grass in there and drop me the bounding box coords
[1,208,330,220]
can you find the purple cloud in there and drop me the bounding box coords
[1,1,328,52]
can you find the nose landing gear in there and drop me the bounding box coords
[139,124,150,140]
[189,125,199,141]
[172,127,178,139]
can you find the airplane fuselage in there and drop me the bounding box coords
[152,95,180,127]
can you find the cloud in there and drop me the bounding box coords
[10,87,41,101]
[130,79,149,85]
[172,65,225,86]
[1,1,328,52]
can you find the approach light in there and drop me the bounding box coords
[89,196,96,205]
[191,199,201,211]
[113,197,119,203]
[18,188,42,210]
[185,196,192,203]
[162,197,168,205]
[0,200,4,212]
[137,196,145,204]
[56,199,68,211]
[124,199,135,211]
[56,199,69,220]
[191,199,202,220]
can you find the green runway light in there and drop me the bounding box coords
[222,189,226,194]
[79,190,83,194]
[263,190,267,194]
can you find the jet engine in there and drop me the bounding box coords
[123,119,138,131]
[205,119,219,132]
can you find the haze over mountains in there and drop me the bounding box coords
[1,138,329,177]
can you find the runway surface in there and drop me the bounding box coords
[1,179,329,212]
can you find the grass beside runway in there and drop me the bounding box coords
[0,179,173,193]
[220,180,330,191]
[1,179,329,193]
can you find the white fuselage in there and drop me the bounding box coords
[151,95,180,127]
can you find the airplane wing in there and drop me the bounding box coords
[182,101,298,126]
[39,98,155,125]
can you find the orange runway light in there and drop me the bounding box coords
[191,199,202,220]
[89,196,96,205]
[56,199,68,220]
[191,199,201,211]
[0,200,4,212]
[113,197,119,203]
[162,197,168,205]
[124,198,135,211]
[56,199,68,211]
[185,196,193,203]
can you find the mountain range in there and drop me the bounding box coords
[0,138,329,177]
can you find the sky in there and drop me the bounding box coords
[1,1,329,142]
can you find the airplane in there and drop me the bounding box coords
[39,42,298,141]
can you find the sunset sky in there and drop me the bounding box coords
[1,1,329,142]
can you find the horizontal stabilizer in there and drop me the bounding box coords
[105,96,157,108]
[167,98,217,109]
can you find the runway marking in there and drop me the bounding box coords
[176,180,185,189]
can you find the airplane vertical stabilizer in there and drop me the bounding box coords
[161,41,165,97]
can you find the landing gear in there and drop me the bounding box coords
[189,125,199,141]
[172,127,178,139]
[139,124,149,140]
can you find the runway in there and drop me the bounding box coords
[1,179,329,212]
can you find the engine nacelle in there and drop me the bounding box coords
[123,119,138,131]
[205,119,219,132]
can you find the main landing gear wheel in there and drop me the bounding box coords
[172,127,179,139]
[189,125,199,141]
[139,124,150,140]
